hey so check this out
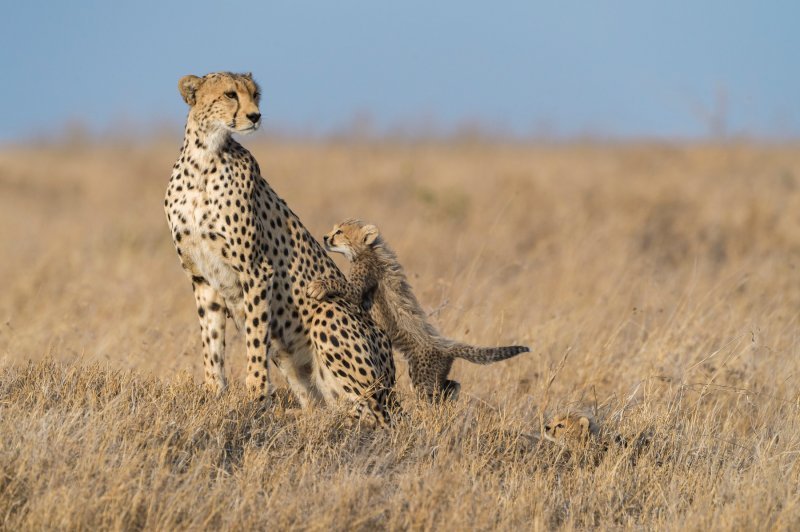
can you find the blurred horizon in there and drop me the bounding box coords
[12,115,800,147]
[2,1,798,143]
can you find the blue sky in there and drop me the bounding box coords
[1,1,797,141]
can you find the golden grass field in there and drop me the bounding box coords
[1,137,800,529]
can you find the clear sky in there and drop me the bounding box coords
[1,1,797,141]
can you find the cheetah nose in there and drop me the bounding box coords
[323,235,329,244]
[247,112,261,124]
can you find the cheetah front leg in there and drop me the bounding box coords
[243,269,273,402]
[192,280,228,395]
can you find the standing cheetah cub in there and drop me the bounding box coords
[307,219,530,401]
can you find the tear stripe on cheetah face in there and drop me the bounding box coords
[165,72,397,426]
[307,218,530,402]
[179,72,262,140]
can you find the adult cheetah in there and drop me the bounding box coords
[307,219,529,401]
[164,72,396,426]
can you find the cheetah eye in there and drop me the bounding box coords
[253,91,261,100]
[544,425,551,431]
[556,423,565,429]
[224,91,238,100]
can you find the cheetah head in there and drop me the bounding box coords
[544,412,600,444]
[178,72,262,136]
[322,219,382,261]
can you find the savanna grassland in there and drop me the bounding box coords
[1,136,800,530]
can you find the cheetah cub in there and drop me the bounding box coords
[307,219,530,401]
[544,410,653,464]
[544,412,601,444]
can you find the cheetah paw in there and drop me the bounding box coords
[306,280,329,301]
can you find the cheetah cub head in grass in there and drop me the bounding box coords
[178,72,262,137]
[544,412,600,444]
[322,219,381,261]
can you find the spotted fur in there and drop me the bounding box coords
[165,72,397,426]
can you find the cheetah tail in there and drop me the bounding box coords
[447,343,530,365]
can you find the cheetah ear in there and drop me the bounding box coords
[178,75,202,106]
[244,71,253,79]
[578,416,591,433]
[362,225,380,246]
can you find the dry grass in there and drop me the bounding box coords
[1,138,800,529]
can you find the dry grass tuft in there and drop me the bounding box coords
[1,139,800,529]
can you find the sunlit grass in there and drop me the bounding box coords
[1,139,799,529]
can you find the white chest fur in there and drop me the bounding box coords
[169,177,240,301]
